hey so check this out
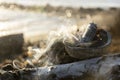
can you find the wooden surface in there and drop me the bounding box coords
[1,54,120,80]
[0,33,24,61]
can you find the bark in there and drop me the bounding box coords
[1,54,120,80]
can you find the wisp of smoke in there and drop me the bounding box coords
[26,24,86,66]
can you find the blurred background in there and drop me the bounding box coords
[0,0,120,62]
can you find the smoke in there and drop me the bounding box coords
[26,24,86,66]
[46,24,84,49]
[44,24,83,65]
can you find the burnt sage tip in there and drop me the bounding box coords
[65,22,112,59]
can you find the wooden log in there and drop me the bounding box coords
[0,33,24,61]
[1,54,120,80]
